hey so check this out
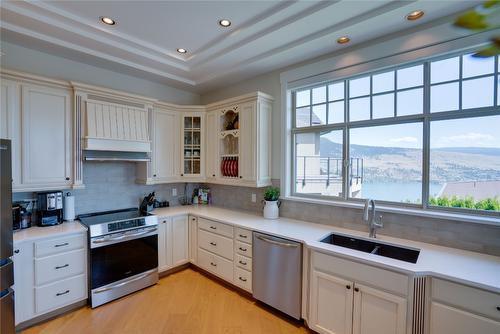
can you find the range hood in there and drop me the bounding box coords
[82,95,152,161]
[84,150,150,162]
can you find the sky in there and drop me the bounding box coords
[296,54,500,149]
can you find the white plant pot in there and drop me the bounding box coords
[263,200,280,219]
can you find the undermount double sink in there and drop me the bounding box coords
[320,233,420,263]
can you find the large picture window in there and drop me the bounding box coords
[291,51,500,215]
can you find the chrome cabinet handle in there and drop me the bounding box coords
[256,235,299,248]
[239,260,247,265]
[54,242,69,248]
[210,242,217,246]
[56,290,70,296]
[238,247,247,252]
[55,264,69,270]
[238,234,247,238]
[239,277,247,282]
[210,262,217,267]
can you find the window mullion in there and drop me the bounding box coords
[422,61,431,209]
[344,79,350,200]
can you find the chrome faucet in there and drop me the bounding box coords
[363,199,383,238]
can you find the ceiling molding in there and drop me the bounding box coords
[0,0,480,91]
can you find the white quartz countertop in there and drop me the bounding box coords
[154,205,500,293]
[13,221,87,243]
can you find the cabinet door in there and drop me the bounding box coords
[430,302,500,334]
[352,283,406,334]
[188,215,198,264]
[158,217,172,272]
[13,242,35,325]
[239,102,256,181]
[153,109,179,182]
[205,111,218,179]
[0,79,21,186]
[310,270,353,334]
[21,84,72,188]
[172,215,189,267]
[180,113,204,179]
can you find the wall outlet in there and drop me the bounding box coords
[172,188,177,196]
[251,193,256,203]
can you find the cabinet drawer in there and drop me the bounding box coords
[35,234,85,257]
[198,218,233,238]
[35,274,86,314]
[235,240,252,258]
[198,248,233,283]
[432,278,500,321]
[234,267,252,292]
[35,249,85,286]
[313,251,408,296]
[235,254,252,272]
[235,228,252,244]
[198,229,233,260]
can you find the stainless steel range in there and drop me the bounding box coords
[79,208,158,308]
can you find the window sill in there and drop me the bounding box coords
[283,195,500,227]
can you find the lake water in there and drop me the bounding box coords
[360,182,442,203]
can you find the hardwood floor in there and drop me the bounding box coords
[22,268,314,334]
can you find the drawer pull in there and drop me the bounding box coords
[239,277,247,282]
[14,249,19,254]
[354,287,359,292]
[56,290,70,296]
[210,226,217,230]
[239,260,247,266]
[210,242,217,246]
[54,242,69,248]
[346,285,351,290]
[210,262,217,267]
[238,234,247,238]
[55,264,69,270]
[497,306,500,312]
[239,247,247,252]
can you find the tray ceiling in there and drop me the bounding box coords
[0,1,480,92]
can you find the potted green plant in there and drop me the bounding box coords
[262,186,281,219]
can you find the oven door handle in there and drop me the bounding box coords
[93,269,157,294]
[92,227,158,245]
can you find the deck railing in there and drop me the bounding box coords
[296,156,363,187]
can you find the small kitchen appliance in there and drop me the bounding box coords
[37,191,63,226]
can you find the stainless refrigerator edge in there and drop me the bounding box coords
[0,139,15,334]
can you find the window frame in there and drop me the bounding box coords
[290,50,500,217]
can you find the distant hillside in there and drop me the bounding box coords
[318,138,500,183]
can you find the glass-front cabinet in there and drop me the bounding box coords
[181,113,204,178]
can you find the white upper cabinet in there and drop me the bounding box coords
[207,92,273,188]
[151,107,179,182]
[21,83,72,190]
[0,79,21,186]
[180,112,205,180]
[205,110,218,180]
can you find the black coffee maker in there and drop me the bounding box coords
[37,191,63,226]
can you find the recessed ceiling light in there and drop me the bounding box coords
[176,48,188,54]
[406,10,424,21]
[219,19,231,27]
[337,36,350,44]
[100,16,116,25]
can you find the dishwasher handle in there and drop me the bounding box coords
[255,234,300,248]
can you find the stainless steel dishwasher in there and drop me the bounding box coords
[252,232,302,319]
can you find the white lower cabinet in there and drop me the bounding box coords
[429,278,500,334]
[158,215,189,272]
[188,215,198,264]
[310,270,353,334]
[13,231,87,326]
[309,251,408,334]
